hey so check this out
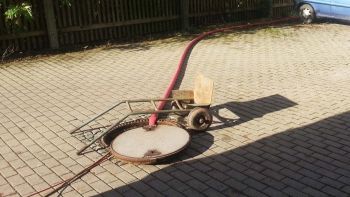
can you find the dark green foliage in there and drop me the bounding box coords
[1,0,71,32]
[4,1,32,31]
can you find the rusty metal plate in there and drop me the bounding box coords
[110,124,190,164]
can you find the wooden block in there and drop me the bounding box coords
[194,74,214,105]
[171,90,194,100]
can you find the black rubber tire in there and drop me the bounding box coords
[299,4,315,24]
[188,107,213,132]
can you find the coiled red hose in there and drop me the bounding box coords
[149,16,297,126]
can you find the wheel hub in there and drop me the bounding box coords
[302,8,312,18]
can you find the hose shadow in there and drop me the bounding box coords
[209,94,298,131]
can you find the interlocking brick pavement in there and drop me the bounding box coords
[1,22,350,196]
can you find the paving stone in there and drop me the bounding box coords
[0,175,6,186]
[282,187,308,197]
[189,171,211,182]
[0,184,16,196]
[262,177,286,190]
[129,181,151,192]
[32,181,50,192]
[225,178,248,192]
[122,189,143,197]
[203,188,227,197]
[7,174,26,187]
[263,187,288,197]
[282,177,306,190]
[148,179,170,192]
[205,178,229,192]
[82,190,100,197]
[24,173,44,186]
[115,171,136,184]
[300,177,325,189]
[171,170,192,182]
[207,170,230,181]
[186,179,209,192]
[142,189,163,197]
[98,171,120,184]
[71,180,93,194]
[16,166,35,177]
[322,186,349,197]
[15,182,35,196]
[279,168,303,180]
[302,187,329,197]
[261,169,284,181]
[341,185,350,194]
[89,181,112,193]
[163,188,185,197]
[319,177,344,189]
[243,188,268,197]
[41,173,62,185]
[0,167,17,178]
[132,170,149,180]
[152,171,173,182]
[8,159,26,169]
[33,165,52,177]
[166,179,190,192]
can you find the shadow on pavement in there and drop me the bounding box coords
[210,94,298,131]
[97,105,350,197]
[168,94,298,162]
[99,110,350,197]
[93,97,348,197]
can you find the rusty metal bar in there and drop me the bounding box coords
[74,97,197,155]
[76,108,192,155]
[175,100,184,110]
[77,114,129,155]
[129,109,191,115]
[70,98,192,134]
[126,98,180,103]
[69,101,125,134]
[77,125,111,133]
[126,101,133,112]
[150,100,158,110]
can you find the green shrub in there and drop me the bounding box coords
[1,0,71,32]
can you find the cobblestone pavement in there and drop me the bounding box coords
[1,22,350,197]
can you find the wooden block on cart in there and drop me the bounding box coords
[194,74,214,105]
[171,90,194,100]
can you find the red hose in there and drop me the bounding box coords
[23,17,298,197]
[26,153,111,197]
[149,16,297,126]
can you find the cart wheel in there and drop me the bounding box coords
[188,107,213,131]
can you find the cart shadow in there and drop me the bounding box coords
[209,94,298,131]
[154,94,297,164]
[98,110,350,197]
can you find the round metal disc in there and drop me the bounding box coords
[110,125,190,164]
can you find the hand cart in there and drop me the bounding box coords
[70,74,214,155]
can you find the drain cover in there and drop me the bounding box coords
[110,125,190,164]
